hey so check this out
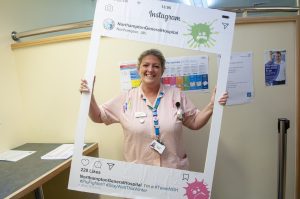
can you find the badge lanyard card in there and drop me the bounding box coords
[68,0,236,198]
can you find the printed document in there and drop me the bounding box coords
[0,150,35,162]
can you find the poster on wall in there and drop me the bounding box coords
[120,56,209,92]
[68,0,236,198]
[219,52,254,105]
[120,62,141,92]
[264,50,286,86]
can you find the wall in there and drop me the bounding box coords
[214,21,296,199]
[0,0,96,152]
[0,35,26,152]
[10,18,297,199]
[0,2,26,152]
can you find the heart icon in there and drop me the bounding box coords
[81,159,89,166]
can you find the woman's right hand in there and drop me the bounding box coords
[80,76,96,94]
[79,77,101,123]
[79,79,90,94]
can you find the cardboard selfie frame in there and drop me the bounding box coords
[68,0,236,198]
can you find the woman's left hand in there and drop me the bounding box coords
[210,87,229,106]
[218,91,228,105]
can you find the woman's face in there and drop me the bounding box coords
[138,55,163,86]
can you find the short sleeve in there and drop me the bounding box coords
[99,93,126,125]
[180,91,200,129]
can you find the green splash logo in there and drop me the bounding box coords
[184,19,218,48]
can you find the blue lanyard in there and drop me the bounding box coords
[143,91,164,140]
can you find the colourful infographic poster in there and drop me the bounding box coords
[163,56,209,91]
[120,63,141,92]
[120,56,209,92]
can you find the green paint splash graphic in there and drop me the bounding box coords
[184,19,219,48]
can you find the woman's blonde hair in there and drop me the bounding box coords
[137,49,166,73]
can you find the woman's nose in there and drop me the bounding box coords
[147,65,154,71]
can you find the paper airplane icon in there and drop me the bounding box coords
[222,22,229,29]
[107,162,115,170]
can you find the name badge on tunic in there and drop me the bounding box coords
[149,140,165,154]
[134,112,147,118]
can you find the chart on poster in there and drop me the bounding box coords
[120,55,209,92]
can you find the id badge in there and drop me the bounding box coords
[149,140,166,154]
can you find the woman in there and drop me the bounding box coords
[80,49,228,170]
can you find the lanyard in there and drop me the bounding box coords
[143,91,164,140]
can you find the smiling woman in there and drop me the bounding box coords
[80,48,228,170]
[137,50,166,103]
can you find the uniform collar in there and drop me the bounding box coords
[139,83,165,101]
